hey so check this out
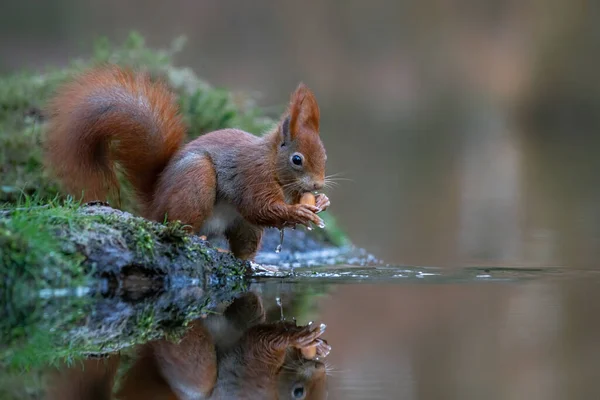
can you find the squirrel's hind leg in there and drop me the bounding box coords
[224,291,266,330]
[150,153,216,233]
[225,218,263,260]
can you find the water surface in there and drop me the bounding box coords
[3,265,600,399]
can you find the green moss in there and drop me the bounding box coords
[0,197,91,304]
[0,284,233,373]
[1,197,248,311]
[2,297,92,371]
[133,225,156,260]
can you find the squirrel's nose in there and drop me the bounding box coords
[313,181,324,190]
[314,362,326,374]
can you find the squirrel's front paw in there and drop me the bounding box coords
[290,204,325,229]
[314,193,330,213]
[300,337,331,360]
[314,338,332,358]
[250,321,327,352]
[287,321,327,348]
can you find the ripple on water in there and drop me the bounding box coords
[252,263,599,285]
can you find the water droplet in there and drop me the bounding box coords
[275,228,285,253]
[276,296,284,320]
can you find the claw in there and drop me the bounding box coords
[319,323,327,334]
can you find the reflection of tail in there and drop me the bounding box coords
[45,354,120,400]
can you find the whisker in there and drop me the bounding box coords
[280,180,298,187]
[325,177,353,182]
[323,362,346,376]
[324,172,348,178]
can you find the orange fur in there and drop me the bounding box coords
[44,66,185,210]
[45,355,121,400]
[289,82,320,134]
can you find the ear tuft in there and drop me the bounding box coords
[288,83,320,140]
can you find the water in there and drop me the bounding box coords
[4,265,600,399]
[257,269,600,399]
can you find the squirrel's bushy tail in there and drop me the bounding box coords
[44,66,186,211]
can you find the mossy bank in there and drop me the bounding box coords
[1,200,248,293]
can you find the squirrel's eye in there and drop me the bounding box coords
[292,385,305,399]
[291,154,303,166]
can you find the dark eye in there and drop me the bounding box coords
[291,154,303,167]
[291,384,305,399]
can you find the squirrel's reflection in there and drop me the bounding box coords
[46,291,330,400]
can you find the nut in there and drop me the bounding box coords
[300,192,316,206]
[300,344,317,360]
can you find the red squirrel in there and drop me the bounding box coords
[44,66,331,260]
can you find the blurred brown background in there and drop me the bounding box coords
[2,0,599,268]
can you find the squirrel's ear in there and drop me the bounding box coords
[288,83,320,140]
